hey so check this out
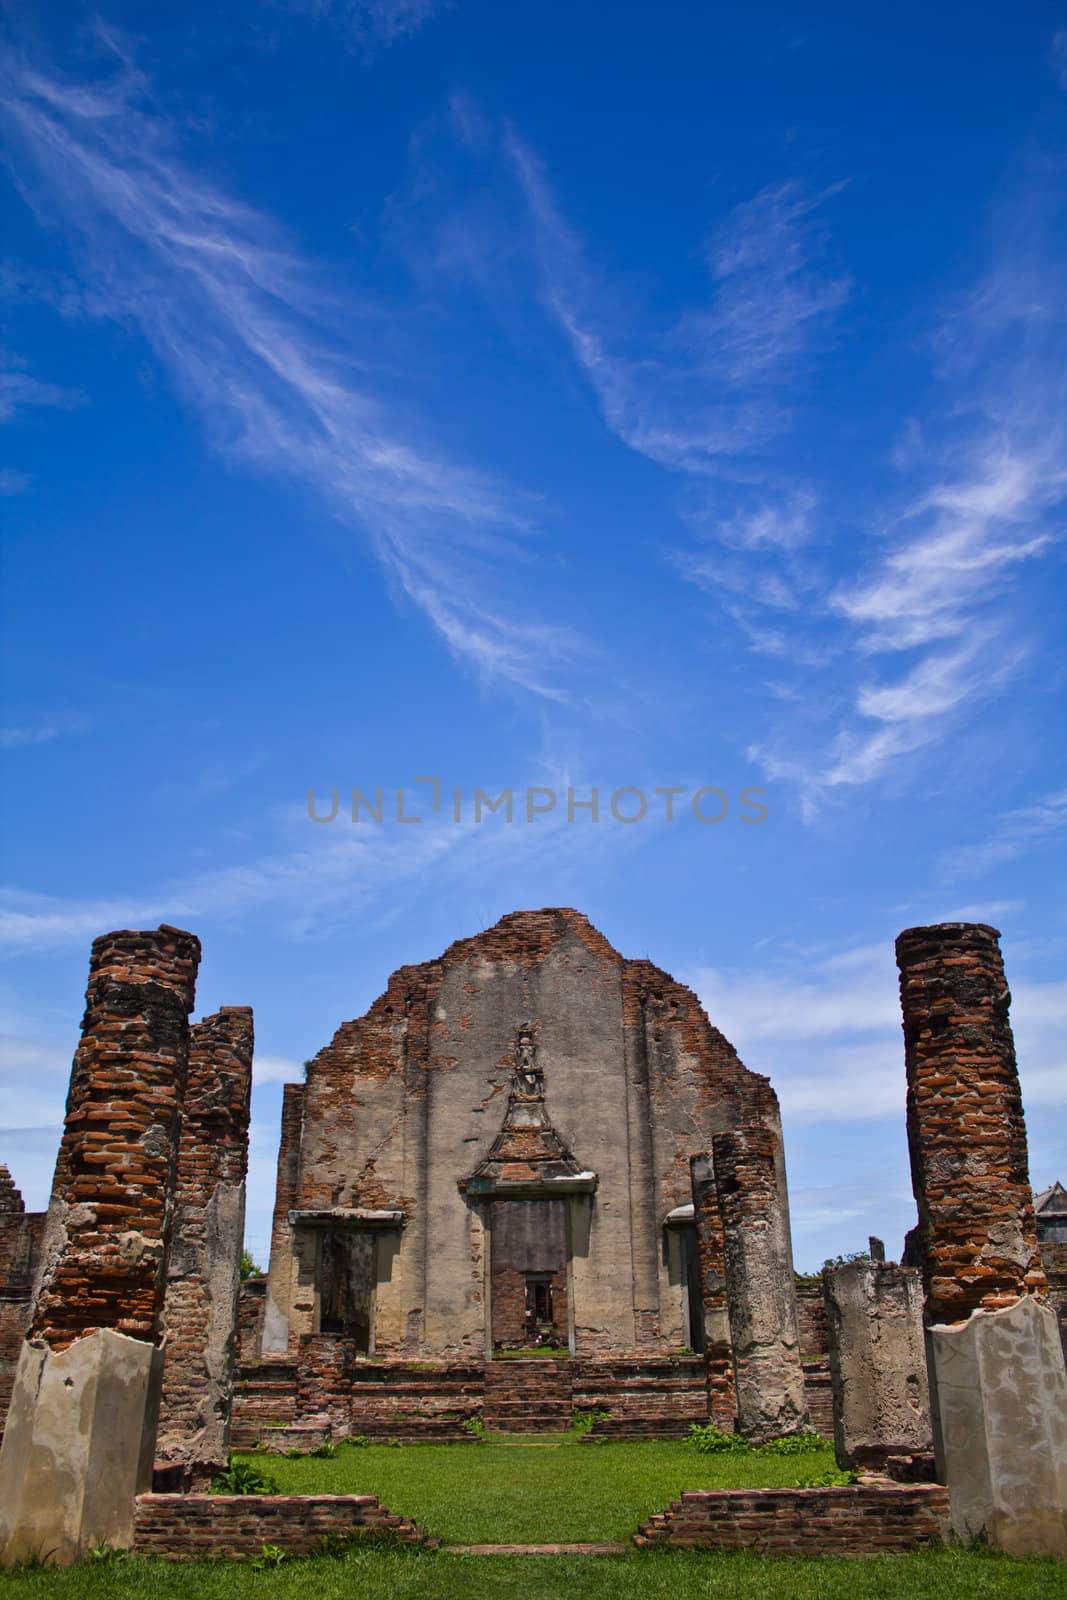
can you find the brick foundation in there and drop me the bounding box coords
[133,1493,430,1557]
[635,1481,949,1553]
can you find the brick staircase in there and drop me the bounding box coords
[580,1414,695,1441]
[348,1363,483,1442]
[483,1358,573,1433]
[231,1361,299,1449]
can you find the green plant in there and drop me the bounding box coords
[250,1543,287,1568]
[87,1545,128,1564]
[685,1423,749,1454]
[570,1407,610,1437]
[758,1430,829,1456]
[462,1416,486,1437]
[239,1249,264,1280]
[794,1466,859,1486]
[211,1457,280,1494]
[341,1433,371,1448]
[309,1440,338,1458]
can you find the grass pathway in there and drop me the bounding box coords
[247,1439,838,1544]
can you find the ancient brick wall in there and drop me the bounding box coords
[711,1126,807,1439]
[267,908,778,1367]
[237,1279,267,1364]
[31,926,201,1350]
[133,1494,429,1557]
[1040,1240,1067,1362]
[0,1169,45,1439]
[634,1482,949,1553]
[156,1007,254,1486]
[796,1282,829,1360]
[896,922,1047,1326]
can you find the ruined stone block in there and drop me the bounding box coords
[823,1257,930,1470]
[931,1295,1067,1556]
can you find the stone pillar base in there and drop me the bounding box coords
[0,1329,163,1567]
[931,1295,1067,1557]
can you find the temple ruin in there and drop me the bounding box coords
[0,908,1064,1562]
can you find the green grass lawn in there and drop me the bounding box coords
[240,1438,840,1543]
[2,1548,1064,1600]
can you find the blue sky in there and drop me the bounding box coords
[1,1,1065,1271]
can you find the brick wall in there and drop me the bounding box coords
[796,1283,829,1360]
[31,927,201,1350]
[156,1007,254,1485]
[0,1168,45,1439]
[237,1279,267,1364]
[133,1493,429,1558]
[896,923,1046,1325]
[635,1482,949,1553]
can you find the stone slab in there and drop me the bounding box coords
[0,1329,162,1566]
[931,1294,1067,1556]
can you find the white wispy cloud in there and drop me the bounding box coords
[939,788,1067,882]
[0,714,89,749]
[0,353,82,422]
[0,770,649,953]
[267,0,444,52]
[1052,29,1067,90]
[0,45,577,700]
[751,194,1067,809]
[509,135,846,476]
[689,941,1067,1127]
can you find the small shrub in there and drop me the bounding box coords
[570,1407,610,1436]
[462,1416,486,1437]
[309,1440,337,1458]
[211,1457,280,1495]
[250,1543,288,1568]
[87,1545,128,1564]
[341,1433,370,1448]
[685,1423,749,1454]
[757,1430,828,1456]
[794,1467,858,1486]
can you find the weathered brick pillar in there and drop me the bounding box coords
[898,923,1046,1324]
[897,922,1067,1557]
[0,926,200,1567]
[711,1127,808,1441]
[0,1167,41,1442]
[262,1082,305,1355]
[689,1154,736,1430]
[156,1006,254,1488]
[822,1256,930,1471]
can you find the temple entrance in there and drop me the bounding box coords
[316,1229,374,1350]
[490,1200,569,1350]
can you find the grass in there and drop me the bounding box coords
[242,1438,845,1543]
[2,1548,1065,1600]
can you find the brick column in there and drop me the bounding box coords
[897,922,1046,1325]
[0,926,200,1567]
[156,1006,254,1488]
[689,1154,736,1429]
[896,922,1067,1557]
[262,1082,305,1355]
[711,1127,808,1441]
